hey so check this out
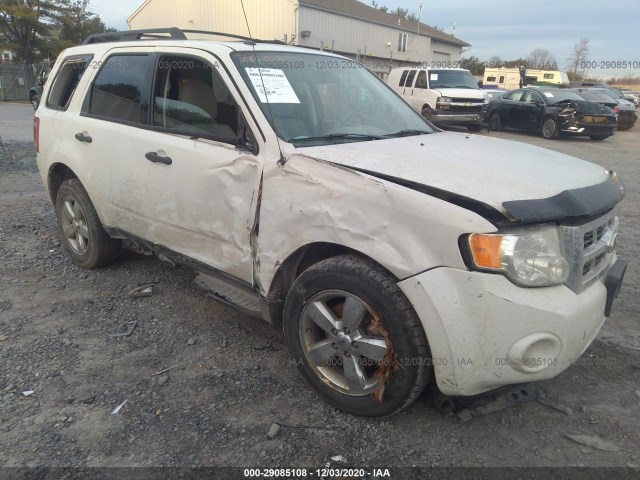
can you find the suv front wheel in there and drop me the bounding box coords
[55,179,121,268]
[283,255,432,417]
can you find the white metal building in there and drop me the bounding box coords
[128,0,469,78]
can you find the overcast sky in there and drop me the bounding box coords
[90,0,640,79]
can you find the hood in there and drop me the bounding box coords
[615,100,636,112]
[433,88,485,100]
[294,132,618,222]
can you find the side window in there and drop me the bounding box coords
[398,70,408,87]
[507,91,523,102]
[528,91,543,103]
[88,55,151,124]
[498,75,506,84]
[414,70,428,89]
[543,73,554,79]
[46,56,92,110]
[486,76,497,82]
[405,69,417,88]
[151,56,239,141]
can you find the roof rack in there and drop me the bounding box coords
[82,27,285,45]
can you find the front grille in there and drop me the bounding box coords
[581,114,616,124]
[455,98,485,104]
[447,105,484,113]
[562,209,618,293]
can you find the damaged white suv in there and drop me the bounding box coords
[35,29,627,417]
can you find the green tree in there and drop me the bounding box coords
[53,0,113,52]
[461,55,486,76]
[371,1,388,13]
[0,0,68,63]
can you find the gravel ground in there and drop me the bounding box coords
[1,124,640,475]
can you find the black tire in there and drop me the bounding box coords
[55,178,121,269]
[589,135,609,141]
[467,124,484,132]
[488,112,502,131]
[541,116,559,139]
[283,255,431,417]
[421,105,432,122]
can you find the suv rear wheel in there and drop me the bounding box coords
[55,179,121,268]
[283,255,431,417]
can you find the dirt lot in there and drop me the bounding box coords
[1,103,639,475]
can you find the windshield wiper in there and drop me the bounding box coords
[383,129,432,138]
[291,133,384,143]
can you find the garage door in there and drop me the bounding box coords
[431,51,451,62]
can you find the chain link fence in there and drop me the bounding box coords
[0,64,37,101]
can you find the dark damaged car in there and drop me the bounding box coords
[485,87,617,140]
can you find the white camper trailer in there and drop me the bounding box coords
[483,68,569,90]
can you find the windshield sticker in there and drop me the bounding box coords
[543,92,554,98]
[246,68,300,104]
[430,73,438,81]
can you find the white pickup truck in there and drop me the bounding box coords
[387,67,486,131]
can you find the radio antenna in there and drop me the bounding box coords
[240,0,286,165]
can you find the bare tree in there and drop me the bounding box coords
[567,38,590,81]
[488,55,503,68]
[528,48,557,69]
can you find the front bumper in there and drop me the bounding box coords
[432,111,484,125]
[560,119,616,136]
[398,261,625,396]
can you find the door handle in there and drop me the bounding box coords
[145,151,172,165]
[74,132,92,143]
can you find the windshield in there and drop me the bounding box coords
[428,69,479,89]
[540,90,584,104]
[232,52,434,146]
[594,89,622,100]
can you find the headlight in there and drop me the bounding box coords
[438,97,453,103]
[466,227,569,287]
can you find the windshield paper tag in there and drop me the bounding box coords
[246,68,300,104]
[543,92,554,97]
[430,73,438,81]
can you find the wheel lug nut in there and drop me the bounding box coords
[344,327,350,334]
[332,343,338,350]
[331,328,338,335]
[344,352,351,357]
[352,341,358,348]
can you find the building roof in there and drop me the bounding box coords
[299,0,469,47]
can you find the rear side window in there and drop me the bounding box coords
[46,56,92,110]
[398,70,408,87]
[88,55,151,124]
[405,70,417,88]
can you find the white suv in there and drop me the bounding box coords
[35,28,627,417]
